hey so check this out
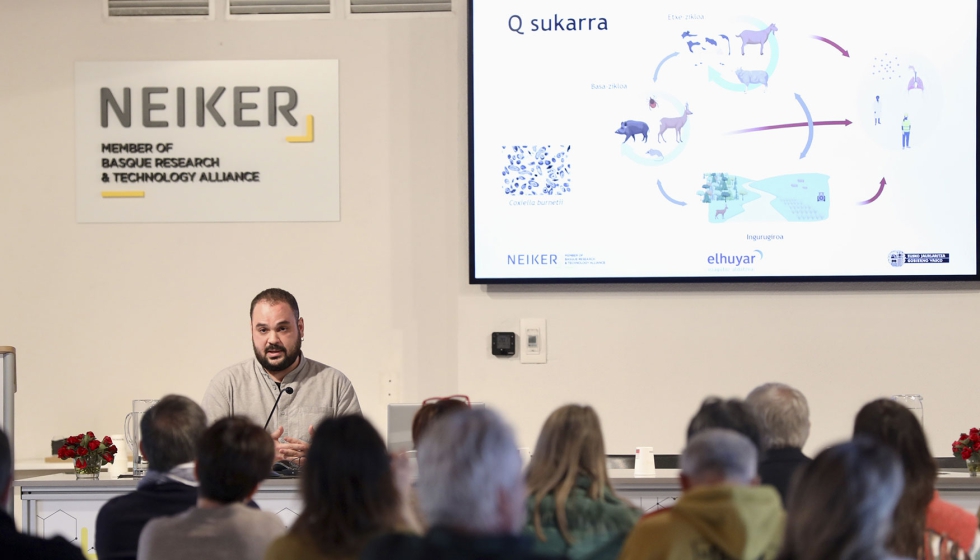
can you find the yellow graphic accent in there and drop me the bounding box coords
[101,191,145,198]
[81,526,97,559]
[286,115,315,143]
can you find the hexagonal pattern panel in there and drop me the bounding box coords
[275,508,300,528]
[38,510,78,543]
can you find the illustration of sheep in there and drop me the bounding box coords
[736,24,777,55]
[735,68,769,92]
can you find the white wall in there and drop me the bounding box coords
[0,1,977,465]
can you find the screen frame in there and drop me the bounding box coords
[466,0,980,285]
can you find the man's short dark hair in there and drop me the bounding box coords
[250,288,300,321]
[0,429,10,491]
[140,395,208,473]
[196,417,274,504]
[687,397,763,452]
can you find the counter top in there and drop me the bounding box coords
[17,469,980,491]
[15,473,298,492]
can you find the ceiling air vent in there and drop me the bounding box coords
[107,0,210,17]
[350,0,450,14]
[229,0,330,14]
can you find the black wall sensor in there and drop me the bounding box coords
[491,332,516,356]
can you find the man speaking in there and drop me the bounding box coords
[203,289,360,463]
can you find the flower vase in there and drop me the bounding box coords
[968,456,980,477]
[74,453,102,480]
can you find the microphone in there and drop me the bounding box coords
[263,386,294,431]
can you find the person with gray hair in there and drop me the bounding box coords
[776,437,905,560]
[746,383,812,505]
[619,429,784,560]
[362,408,557,560]
[96,395,209,560]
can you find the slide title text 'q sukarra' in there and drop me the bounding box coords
[507,14,609,35]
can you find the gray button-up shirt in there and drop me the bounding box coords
[202,355,361,443]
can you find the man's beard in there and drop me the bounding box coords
[254,339,302,373]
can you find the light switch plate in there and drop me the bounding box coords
[520,318,547,364]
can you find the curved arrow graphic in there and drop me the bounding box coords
[727,119,852,134]
[654,52,679,82]
[657,179,687,206]
[795,93,813,159]
[811,35,850,57]
[858,178,887,205]
[707,67,746,92]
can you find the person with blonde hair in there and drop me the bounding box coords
[524,405,640,559]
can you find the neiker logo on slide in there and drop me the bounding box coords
[507,254,558,265]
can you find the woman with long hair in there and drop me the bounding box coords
[777,437,905,560]
[853,399,978,560]
[264,415,410,560]
[524,405,640,560]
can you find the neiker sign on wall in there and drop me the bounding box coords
[75,60,340,223]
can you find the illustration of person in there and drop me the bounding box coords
[901,114,911,149]
[874,96,882,125]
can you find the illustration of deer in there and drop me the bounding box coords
[714,204,728,219]
[658,103,693,143]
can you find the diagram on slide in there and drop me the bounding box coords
[697,173,830,223]
[614,15,942,216]
[471,0,976,280]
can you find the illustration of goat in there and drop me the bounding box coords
[658,103,693,143]
[715,204,729,219]
[736,24,777,55]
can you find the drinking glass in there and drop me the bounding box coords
[891,394,924,427]
[124,399,159,477]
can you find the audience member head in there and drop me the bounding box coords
[687,397,764,452]
[777,437,904,560]
[411,396,470,448]
[746,383,810,451]
[196,416,275,504]
[853,399,937,557]
[0,429,10,503]
[139,395,208,473]
[293,415,401,557]
[680,429,758,490]
[526,404,621,544]
[417,408,524,535]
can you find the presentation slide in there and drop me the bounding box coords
[470,0,978,282]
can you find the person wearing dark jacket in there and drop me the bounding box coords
[746,383,812,505]
[0,429,86,560]
[95,395,207,560]
[362,408,561,560]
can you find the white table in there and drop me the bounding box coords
[16,470,980,556]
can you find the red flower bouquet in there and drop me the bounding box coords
[951,428,980,476]
[58,432,118,479]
